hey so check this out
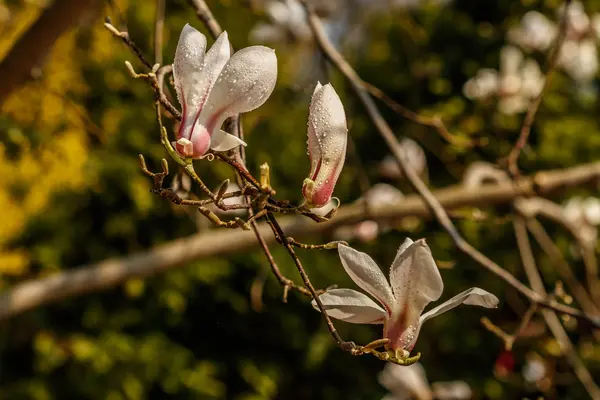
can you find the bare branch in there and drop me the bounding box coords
[513,217,600,399]
[1,162,599,321]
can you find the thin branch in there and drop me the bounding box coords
[526,218,600,317]
[505,0,572,176]
[186,0,223,38]
[104,22,182,120]
[301,3,599,325]
[515,197,600,305]
[266,213,353,350]
[249,218,313,300]
[104,18,153,70]
[513,217,600,399]
[1,163,599,322]
[481,303,537,350]
[363,82,479,148]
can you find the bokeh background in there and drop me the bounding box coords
[1,0,600,398]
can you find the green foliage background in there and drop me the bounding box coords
[0,0,599,398]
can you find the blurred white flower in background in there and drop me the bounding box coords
[379,362,473,400]
[508,1,600,83]
[332,184,404,242]
[378,138,428,181]
[463,46,544,114]
[508,11,557,52]
[462,161,509,189]
[562,196,600,248]
[522,356,547,384]
[250,0,453,49]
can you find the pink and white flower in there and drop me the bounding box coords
[302,82,348,208]
[173,24,278,158]
[313,239,499,355]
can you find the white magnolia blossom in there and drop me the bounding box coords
[508,11,557,52]
[462,162,509,189]
[312,239,499,355]
[380,362,432,400]
[508,2,600,83]
[463,46,544,114]
[379,138,428,181]
[250,0,452,48]
[557,39,599,82]
[250,0,313,44]
[379,361,473,400]
[173,24,277,159]
[562,196,600,247]
[522,356,547,384]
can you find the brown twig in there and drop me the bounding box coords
[2,163,600,321]
[301,3,599,325]
[515,197,600,305]
[481,303,537,350]
[505,0,572,176]
[513,217,600,399]
[526,218,600,317]
[186,0,223,38]
[104,17,154,70]
[249,219,313,300]
[104,21,182,120]
[266,213,354,350]
[363,82,479,148]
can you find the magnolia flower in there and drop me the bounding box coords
[302,82,348,208]
[249,0,312,44]
[508,11,556,52]
[562,196,600,248]
[379,362,473,400]
[173,24,277,158]
[379,362,432,400]
[508,3,600,83]
[378,138,428,181]
[463,46,544,114]
[462,162,509,189]
[313,239,499,356]
[558,39,599,82]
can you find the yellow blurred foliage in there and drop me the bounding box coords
[0,7,93,275]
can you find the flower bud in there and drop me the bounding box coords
[302,82,348,208]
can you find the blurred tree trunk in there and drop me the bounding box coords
[0,0,102,106]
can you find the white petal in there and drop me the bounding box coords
[389,239,443,320]
[210,129,247,152]
[309,197,338,217]
[431,381,472,400]
[173,24,207,138]
[197,45,278,135]
[306,82,325,182]
[420,287,499,324]
[312,288,387,324]
[338,244,395,313]
[378,363,432,400]
[201,31,231,96]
